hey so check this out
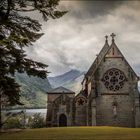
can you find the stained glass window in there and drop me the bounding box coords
[102,68,126,91]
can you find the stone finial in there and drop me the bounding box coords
[105,35,108,40]
[110,33,116,42]
[105,35,108,44]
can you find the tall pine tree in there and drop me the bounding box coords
[0,0,67,128]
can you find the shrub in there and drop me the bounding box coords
[3,117,23,129]
[28,113,45,128]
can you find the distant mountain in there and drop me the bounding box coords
[48,69,85,93]
[14,69,140,109]
[15,73,52,108]
[14,69,85,108]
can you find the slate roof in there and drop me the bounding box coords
[47,86,75,94]
[86,39,109,77]
[85,35,138,81]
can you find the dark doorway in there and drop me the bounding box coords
[59,114,67,127]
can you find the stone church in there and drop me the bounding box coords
[46,33,140,127]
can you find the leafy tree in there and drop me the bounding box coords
[2,111,24,129]
[28,113,45,128]
[0,0,67,128]
[3,116,22,129]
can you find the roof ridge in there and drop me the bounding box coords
[47,86,75,94]
[86,40,110,77]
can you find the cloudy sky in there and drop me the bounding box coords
[26,0,140,77]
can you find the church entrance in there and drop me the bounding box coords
[59,114,67,127]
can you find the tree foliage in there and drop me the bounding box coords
[0,0,66,106]
[28,113,45,128]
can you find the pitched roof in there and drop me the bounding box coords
[85,35,138,81]
[85,39,110,77]
[47,86,75,94]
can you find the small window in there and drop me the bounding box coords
[76,97,87,106]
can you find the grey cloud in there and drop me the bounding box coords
[59,0,125,19]
[25,1,140,76]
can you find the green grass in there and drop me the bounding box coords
[1,126,140,140]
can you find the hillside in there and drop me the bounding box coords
[48,69,85,93]
[15,73,52,108]
[13,70,84,108]
[14,70,140,108]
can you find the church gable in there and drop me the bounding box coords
[53,94,72,106]
[81,33,139,98]
[105,44,123,58]
[104,34,138,80]
[99,37,134,93]
[86,33,138,82]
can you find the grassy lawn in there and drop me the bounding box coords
[0,126,140,140]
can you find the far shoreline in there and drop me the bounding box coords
[2,107,47,111]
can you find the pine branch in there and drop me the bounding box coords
[0,0,67,108]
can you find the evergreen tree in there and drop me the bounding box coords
[0,0,66,128]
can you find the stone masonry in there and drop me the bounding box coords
[46,34,140,127]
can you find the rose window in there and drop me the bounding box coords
[76,97,86,105]
[102,68,126,91]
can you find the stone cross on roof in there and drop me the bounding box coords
[110,33,116,39]
[110,33,116,43]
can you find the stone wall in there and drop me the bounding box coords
[96,95,135,127]
[75,104,87,126]
[46,93,74,127]
[91,56,138,127]
[75,95,87,126]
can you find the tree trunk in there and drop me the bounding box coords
[0,88,2,131]
[4,0,11,20]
